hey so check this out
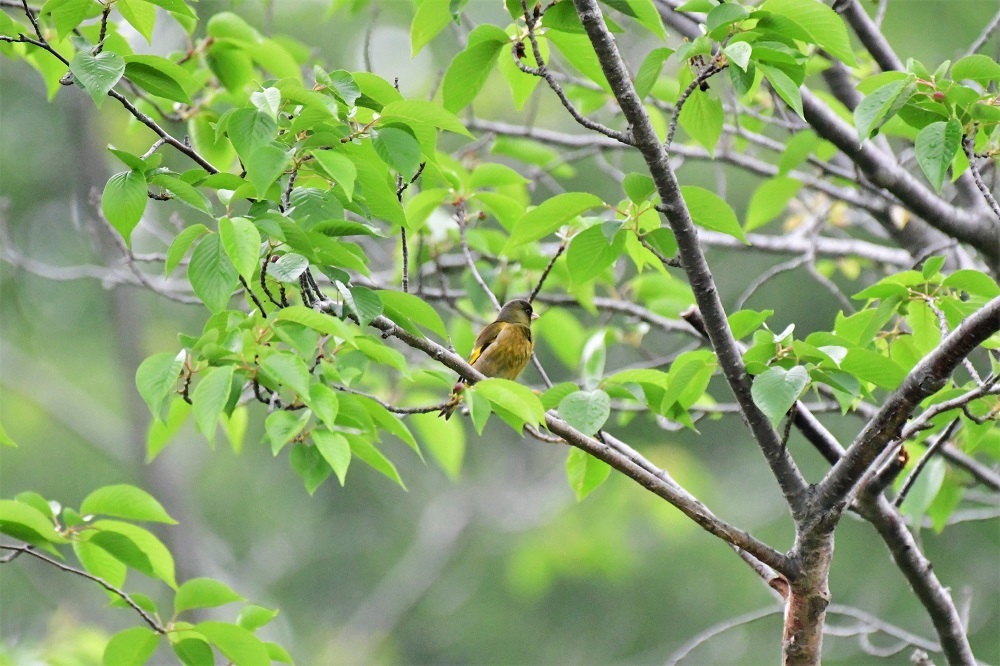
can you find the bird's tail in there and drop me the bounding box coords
[438,383,465,419]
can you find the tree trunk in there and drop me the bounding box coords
[783,530,834,665]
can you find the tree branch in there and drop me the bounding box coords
[572,0,810,515]
[332,304,794,577]
[0,543,166,634]
[816,296,1000,510]
[800,89,1000,268]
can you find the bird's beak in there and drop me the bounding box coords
[531,312,540,321]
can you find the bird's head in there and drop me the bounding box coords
[497,299,538,326]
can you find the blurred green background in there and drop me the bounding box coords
[1,1,998,663]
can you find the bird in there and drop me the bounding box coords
[439,298,539,419]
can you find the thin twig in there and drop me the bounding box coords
[528,240,566,303]
[513,0,631,145]
[964,8,1000,58]
[894,419,961,509]
[456,201,502,311]
[0,544,166,634]
[666,63,723,150]
[240,276,267,317]
[92,2,111,55]
[962,131,1000,223]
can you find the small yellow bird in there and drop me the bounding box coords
[439,298,539,419]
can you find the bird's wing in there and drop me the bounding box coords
[467,320,507,366]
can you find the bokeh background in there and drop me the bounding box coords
[2,1,998,664]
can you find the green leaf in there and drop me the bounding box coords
[274,306,357,340]
[759,63,803,119]
[729,309,774,339]
[662,350,717,412]
[751,365,809,424]
[706,2,748,33]
[118,0,156,43]
[174,578,245,614]
[678,88,724,153]
[265,642,293,664]
[758,0,856,65]
[172,637,214,666]
[244,144,290,196]
[0,422,17,448]
[0,499,67,545]
[266,410,310,455]
[541,382,580,410]
[91,519,177,587]
[348,435,406,488]
[899,457,946,519]
[43,0,100,40]
[188,234,239,313]
[622,172,656,203]
[146,399,191,462]
[567,226,625,283]
[546,30,610,91]
[306,384,340,430]
[915,119,962,193]
[166,224,209,275]
[680,186,748,243]
[557,389,611,436]
[144,0,195,18]
[195,622,270,666]
[746,177,802,231]
[192,365,235,446]
[411,0,452,56]
[268,253,309,283]
[371,126,422,177]
[103,627,159,666]
[378,290,449,338]
[603,0,666,39]
[70,51,125,107]
[310,150,357,200]
[136,350,186,419]
[634,47,674,100]
[942,270,1000,298]
[379,99,473,137]
[218,217,261,281]
[225,109,277,161]
[81,485,177,524]
[565,448,612,501]
[313,429,351,485]
[473,378,547,428]
[261,351,311,397]
[505,192,604,251]
[841,347,906,389]
[220,406,248,454]
[148,174,213,215]
[778,130,820,174]
[123,54,196,104]
[952,54,1000,85]
[723,41,752,71]
[442,39,505,113]
[470,163,529,189]
[102,170,148,245]
[74,539,127,588]
[854,78,913,142]
[237,605,280,632]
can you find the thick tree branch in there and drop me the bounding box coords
[800,89,1000,268]
[792,407,977,664]
[816,296,1000,510]
[834,0,903,71]
[571,0,810,515]
[853,494,976,665]
[335,304,793,577]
